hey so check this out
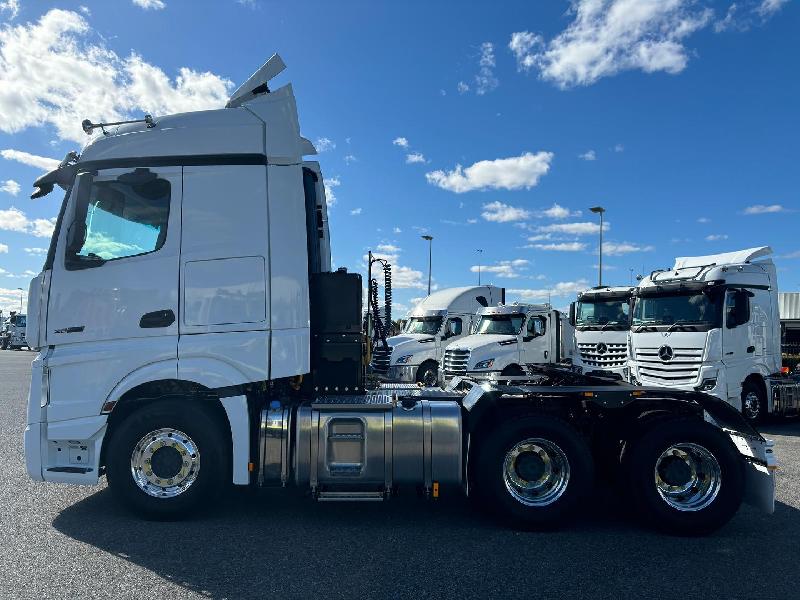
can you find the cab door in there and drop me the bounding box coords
[521,315,550,364]
[45,166,181,421]
[722,288,753,398]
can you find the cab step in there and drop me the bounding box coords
[316,491,386,502]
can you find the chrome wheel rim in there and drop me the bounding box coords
[502,438,570,506]
[742,391,760,421]
[654,443,721,512]
[130,428,200,498]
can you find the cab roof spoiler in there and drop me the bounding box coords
[226,53,287,109]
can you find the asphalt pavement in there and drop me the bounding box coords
[1,349,799,599]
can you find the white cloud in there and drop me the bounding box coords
[471,259,529,279]
[393,265,426,289]
[531,242,587,252]
[757,0,790,17]
[614,144,624,152]
[475,42,499,95]
[315,137,335,152]
[777,250,800,259]
[743,204,786,214]
[579,150,597,161]
[392,137,409,148]
[1,0,20,20]
[457,81,470,94]
[697,217,710,223]
[1,286,28,314]
[535,221,609,236]
[1,149,60,171]
[706,234,729,241]
[426,151,553,193]
[376,243,401,254]
[132,0,165,9]
[1,179,20,195]
[0,10,232,143]
[24,247,47,255]
[0,207,55,238]
[79,6,91,15]
[0,243,8,253]
[393,227,402,234]
[324,176,340,207]
[406,152,426,164]
[510,1,713,89]
[509,279,590,301]
[350,208,362,216]
[602,241,654,255]
[344,154,357,165]
[539,203,580,219]
[481,201,531,223]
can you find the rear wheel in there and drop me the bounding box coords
[741,380,765,423]
[415,361,439,387]
[474,415,593,530]
[624,418,743,535]
[106,399,229,519]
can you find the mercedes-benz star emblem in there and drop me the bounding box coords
[596,342,607,355]
[658,345,674,361]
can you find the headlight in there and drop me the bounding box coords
[395,354,413,364]
[474,358,495,370]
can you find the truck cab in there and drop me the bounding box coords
[370,286,504,386]
[571,286,633,379]
[629,247,799,421]
[442,303,575,383]
[1,312,28,350]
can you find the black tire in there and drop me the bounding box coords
[0,338,7,350]
[741,379,765,423]
[498,364,525,386]
[473,414,594,530]
[106,399,230,520]
[415,361,439,387]
[624,418,744,535]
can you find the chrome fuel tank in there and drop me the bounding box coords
[289,396,462,494]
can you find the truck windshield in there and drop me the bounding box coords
[404,317,442,335]
[475,314,525,335]
[13,315,26,327]
[576,299,630,329]
[632,292,721,329]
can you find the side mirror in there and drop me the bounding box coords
[568,302,576,326]
[66,220,87,255]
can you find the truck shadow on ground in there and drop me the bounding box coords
[52,483,800,599]
[757,417,800,437]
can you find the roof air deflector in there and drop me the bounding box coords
[226,54,287,109]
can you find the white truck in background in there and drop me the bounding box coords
[370,286,504,386]
[629,247,800,421]
[0,312,28,350]
[442,303,576,382]
[20,56,776,534]
[571,286,633,379]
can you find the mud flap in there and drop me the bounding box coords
[728,432,776,514]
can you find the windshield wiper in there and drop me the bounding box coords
[633,321,657,332]
[666,320,702,332]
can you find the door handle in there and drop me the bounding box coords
[746,346,755,354]
[140,309,175,329]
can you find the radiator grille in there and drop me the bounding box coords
[635,346,703,384]
[578,342,627,368]
[443,349,470,375]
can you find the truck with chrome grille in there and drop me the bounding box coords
[629,247,800,422]
[571,286,633,379]
[442,303,576,384]
[22,56,776,535]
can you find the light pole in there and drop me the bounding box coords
[476,249,483,285]
[17,287,23,312]
[421,235,433,295]
[590,206,605,287]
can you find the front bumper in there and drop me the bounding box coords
[386,365,418,383]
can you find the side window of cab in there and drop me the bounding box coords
[65,169,171,270]
[446,317,463,338]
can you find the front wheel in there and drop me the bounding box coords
[415,361,439,387]
[741,380,765,423]
[106,399,230,519]
[473,415,594,530]
[624,418,744,535]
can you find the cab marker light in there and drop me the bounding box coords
[631,390,645,397]
[101,400,117,414]
[248,462,255,472]
[432,482,440,498]
[582,392,594,398]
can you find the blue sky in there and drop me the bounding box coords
[0,0,798,315]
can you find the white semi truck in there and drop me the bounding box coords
[629,247,800,422]
[22,56,776,534]
[571,286,634,379]
[0,312,28,350]
[370,286,504,385]
[442,304,576,383]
